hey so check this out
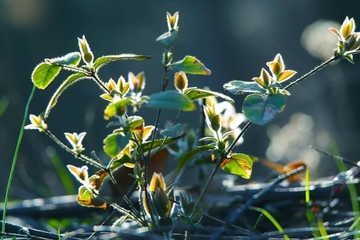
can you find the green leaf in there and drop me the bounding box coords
[160,123,181,138]
[127,116,145,132]
[146,90,196,111]
[242,93,286,125]
[93,54,151,70]
[103,132,131,158]
[220,153,252,179]
[140,132,186,153]
[108,154,133,171]
[177,144,215,172]
[32,62,62,89]
[156,30,178,46]
[168,55,211,75]
[103,98,132,120]
[45,52,81,66]
[45,72,90,118]
[184,87,234,103]
[223,80,266,95]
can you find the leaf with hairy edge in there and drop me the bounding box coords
[223,80,266,95]
[177,144,215,172]
[140,132,186,153]
[184,87,234,103]
[108,155,133,171]
[45,72,90,118]
[93,54,151,70]
[242,93,286,125]
[146,90,196,111]
[104,98,132,120]
[168,55,212,75]
[103,132,131,159]
[32,63,62,89]
[220,153,252,179]
[45,52,81,66]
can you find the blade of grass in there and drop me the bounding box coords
[46,146,76,195]
[249,206,290,240]
[1,85,36,238]
[0,95,9,118]
[305,166,322,238]
[329,141,360,238]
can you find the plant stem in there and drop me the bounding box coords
[195,120,253,208]
[2,85,36,238]
[226,121,253,154]
[195,155,223,208]
[90,71,110,94]
[284,56,336,90]
[45,130,105,169]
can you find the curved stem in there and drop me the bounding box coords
[284,56,336,90]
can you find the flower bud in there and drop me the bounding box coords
[78,35,94,67]
[174,71,188,91]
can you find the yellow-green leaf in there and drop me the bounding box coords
[103,98,131,120]
[93,54,151,70]
[168,55,211,75]
[220,153,252,179]
[103,132,131,158]
[184,87,234,103]
[32,62,62,89]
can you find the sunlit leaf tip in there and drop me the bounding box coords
[168,55,212,75]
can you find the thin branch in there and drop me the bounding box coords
[284,56,336,90]
[45,130,105,169]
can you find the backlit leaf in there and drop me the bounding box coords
[146,90,196,111]
[168,55,211,75]
[103,132,131,158]
[223,80,266,95]
[32,62,62,89]
[140,132,186,153]
[220,153,252,179]
[184,87,234,103]
[45,52,81,66]
[45,72,90,118]
[156,30,178,46]
[93,54,151,70]
[103,98,132,120]
[242,93,286,125]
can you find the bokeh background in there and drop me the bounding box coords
[1,0,360,200]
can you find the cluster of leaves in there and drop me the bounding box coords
[23,12,360,239]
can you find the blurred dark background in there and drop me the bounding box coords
[1,0,360,200]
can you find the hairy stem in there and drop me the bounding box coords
[90,71,110,94]
[45,130,105,169]
[284,56,336,90]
